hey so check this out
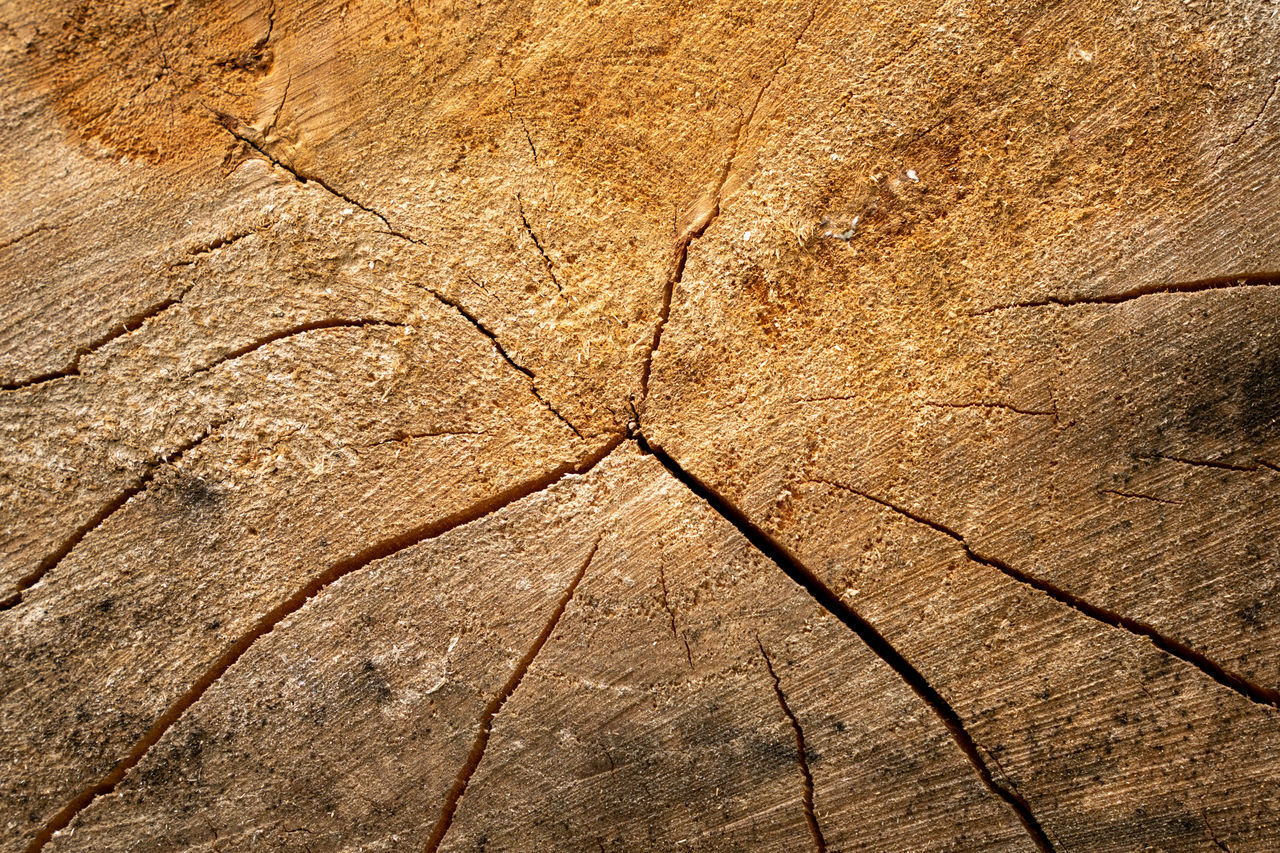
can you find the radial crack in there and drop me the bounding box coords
[635,122,738,400]
[185,319,410,376]
[423,533,603,853]
[637,5,818,405]
[758,638,827,853]
[633,433,1055,852]
[810,476,1280,709]
[0,420,228,612]
[2,283,196,392]
[972,273,1280,315]
[419,287,583,438]
[22,434,626,853]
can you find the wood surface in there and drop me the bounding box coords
[2,0,1278,850]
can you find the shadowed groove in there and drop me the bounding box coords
[972,273,1280,315]
[1,421,228,612]
[422,534,603,852]
[634,433,1056,852]
[758,639,827,853]
[809,476,1280,710]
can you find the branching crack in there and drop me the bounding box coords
[971,273,1280,315]
[185,319,410,377]
[633,433,1055,852]
[0,420,228,613]
[423,533,603,853]
[22,10,1266,848]
[2,283,196,392]
[808,476,1280,710]
[419,287,583,438]
[758,638,827,853]
[22,434,626,853]
[516,193,562,293]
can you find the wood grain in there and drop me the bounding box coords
[2,0,1278,849]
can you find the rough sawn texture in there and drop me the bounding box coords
[1,0,1279,850]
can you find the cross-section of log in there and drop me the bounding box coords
[40,447,1036,851]
[3,0,1279,849]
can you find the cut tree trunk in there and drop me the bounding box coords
[2,0,1279,850]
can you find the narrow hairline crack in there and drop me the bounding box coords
[632,431,1056,852]
[786,393,859,405]
[516,193,562,294]
[922,400,1058,419]
[167,228,261,269]
[0,223,64,252]
[422,532,604,853]
[758,638,828,853]
[1100,489,1183,506]
[357,429,491,451]
[971,273,1280,315]
[1202,805,1236,853]
[806,475,1280,709]
[657,561,694,668]
[1212,74,1280,168]
[1145,453,1268,474]
[511,109,539,166]
[212,114,426,246]
[23,432,626,853]
[417,285,583,438]
[0,420,228,613]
